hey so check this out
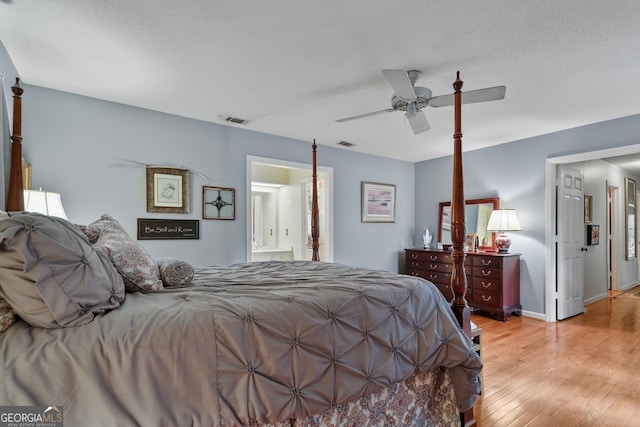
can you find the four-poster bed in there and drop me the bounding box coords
[1,75,480,426]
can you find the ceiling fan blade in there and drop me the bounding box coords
[429,85,506,108]
[335,108,395,123]
[382,69,417,101]
[405,109,430,134]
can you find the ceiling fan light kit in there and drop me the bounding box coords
[335,69,506,135]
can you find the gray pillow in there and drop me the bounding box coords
[0,213,125,328]
[81,214,163,293]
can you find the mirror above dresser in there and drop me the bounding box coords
[438,197,500,252]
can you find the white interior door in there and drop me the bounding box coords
[557,166,585,320]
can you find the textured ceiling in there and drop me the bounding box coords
[1,1,640,163]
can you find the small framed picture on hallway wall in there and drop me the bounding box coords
[587,224,599,246]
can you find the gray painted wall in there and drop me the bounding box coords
[15,84,415,272]
[415,114,640,316]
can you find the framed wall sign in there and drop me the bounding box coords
[137,218,199,240]
[202,186,236,220]
[146,167,190,213]
[361,181,396,223]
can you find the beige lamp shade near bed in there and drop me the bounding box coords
[23,189,68,220]
[486,209,521,253]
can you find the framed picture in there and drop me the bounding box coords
[587,224,600,246]
[465,233,477,252]
[146,167,190,213]
[202,186,236,220]
[625,177,636,259]
[584,195,592,223]
[361,181,396,223]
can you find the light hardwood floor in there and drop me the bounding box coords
[471,293,640,426]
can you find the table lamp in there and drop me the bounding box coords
[486,209,521,253]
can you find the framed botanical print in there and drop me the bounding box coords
[146,167,190,213]
[202,186,235,220]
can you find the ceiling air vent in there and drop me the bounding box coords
[219,114,249,125]
[337,140,356,147]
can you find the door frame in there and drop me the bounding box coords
[246,155,334,263]
[545,143,640,322]
[606,183,618,292]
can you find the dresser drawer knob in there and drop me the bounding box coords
[429,264,438,269]
[411,254,419,259]
[482,281,491,288]
[429,255,438,261]
[482,270,491,277]
[429,274,437,280]
[481,259,492,266]
[481,295,492,302]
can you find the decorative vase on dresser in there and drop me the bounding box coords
[404,248,521,321]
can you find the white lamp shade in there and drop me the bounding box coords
[23,189,68,220]
[486,209,521,232]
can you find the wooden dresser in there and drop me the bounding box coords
[404,248,521,321]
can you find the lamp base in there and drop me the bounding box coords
[495,233,511,254]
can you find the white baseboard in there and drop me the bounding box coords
[584,293,609,305]
[521,310,545,321]
[620,282,639,292]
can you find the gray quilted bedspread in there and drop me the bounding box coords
[0,261,481,426]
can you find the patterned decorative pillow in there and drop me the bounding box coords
[156,257,195,287]
[83,214,163,293]
[0,297,16,334]
[0,213,125,328]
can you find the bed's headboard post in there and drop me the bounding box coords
[311,140,320,261]
[450,72,471,337]
[6,77,25,211]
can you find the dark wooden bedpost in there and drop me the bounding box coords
[451,72,475,427]
[311,140,320,261]
[450,71,471,337]
[6,78,24,211]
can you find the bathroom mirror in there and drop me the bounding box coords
[438,197,500,251]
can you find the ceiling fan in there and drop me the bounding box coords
[335,69,506,135]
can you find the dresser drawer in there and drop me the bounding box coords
[472,267,501,281]
[405,268,426,279]
[425,251,451,263]
[473,290,501,308]
[473,276,502,292]
[426,262,453,273]
[424,271,451,285]
[473,255,503,268]
[406,250,427,262]
[407,259,425,270]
